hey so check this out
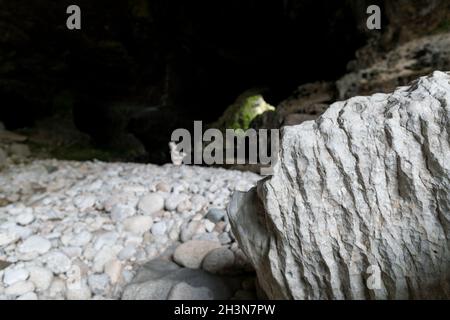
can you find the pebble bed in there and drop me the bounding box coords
[0,158,261,300]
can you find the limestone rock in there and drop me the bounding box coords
[228,72,450,300]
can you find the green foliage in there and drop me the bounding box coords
[212,90,275,131]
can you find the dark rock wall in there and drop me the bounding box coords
[1,0,448,162]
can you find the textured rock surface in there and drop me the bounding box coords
[228,72,450,300]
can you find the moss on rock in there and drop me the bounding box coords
[212,90,275,131]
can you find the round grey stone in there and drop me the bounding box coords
[206,208,226,223]
[167,282,213,300]
[173,240,221,269]
[202,247,235,274]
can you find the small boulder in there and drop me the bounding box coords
[173,240,221,269]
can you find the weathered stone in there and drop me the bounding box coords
[173,240,221,269]
[228,72,450,300]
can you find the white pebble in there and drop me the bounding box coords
[16,211,35,226]
[123,216,153,235]
[3,268,29,286]
[18,235,52,255]
[17,292,38,300]
[28,266,53,291]
[45,252,72,274]
[138,194,164,215]
[151,222,167,236]
[5,281,35,296]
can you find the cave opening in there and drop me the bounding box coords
[0,0,367,163]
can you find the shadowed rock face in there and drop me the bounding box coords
[228,71,450,300]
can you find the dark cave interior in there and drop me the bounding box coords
[1,0,377,162]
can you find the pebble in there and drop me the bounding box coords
[204,220,216,233]
[180,220,204,242]
[66,281,92,300]
[28,266,53,291]
[74,195,96,211]
[94,232,119,251]
[18,235,52,255]
[167,282,213,300]
[176,200,192,213]
[104,259,122,284]
[48,278,66,298]
[202,248,235,274]
[110,204,135,222]
[88,274,110,295]
[123,216,153,235]
[3,268,29,286]
[17,292,38,300]
[192,233,220,242]
[214,221,227,233]
[164,194,187,211]
[0,230,19,246]
[93,246,120,273]
[16,212,35,226]
[5,280,35,296]
[218,232,232,245]
[206,208,226,223]
[151,221,167,236]
[155,182,171,192]
[69,231,92,247]
[173,240,221,269]
[118,244,137,260]
[45,251,72,274]
[138,194,165,215]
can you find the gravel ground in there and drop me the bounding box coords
[0,158,261,300]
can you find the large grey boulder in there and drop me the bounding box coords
[228,71,450,300]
